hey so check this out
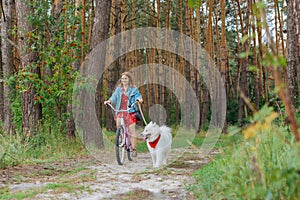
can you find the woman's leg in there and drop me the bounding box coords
[128,123,137,156]
[116,118,121,128]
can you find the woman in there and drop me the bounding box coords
[104,72,143,157]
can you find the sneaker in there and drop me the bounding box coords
[132,149,137,157]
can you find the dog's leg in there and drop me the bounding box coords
[156,152,164,168]
[162,156,167,165]
[162,149,170,165]
[151,153,157,168]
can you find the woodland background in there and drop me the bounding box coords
[1,0,300,198]
[0,0,299,146]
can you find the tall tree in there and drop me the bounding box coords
[253,0,266,102]
[1,0,14,134]
[201,0,214,127]
[251,1,260,109]
[184,0,192,129]
[104,0,120,131]
[286,0,300,106]
[195,3,202,132]
[220,0,228,96]
[0,4,4,123]
[237,0,250,125]
[16,0,42,135]
[219,0,228,132]
[92,0,112,147]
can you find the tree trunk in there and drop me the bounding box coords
[220,0,228,132]
[202,0,214,127]
[16,0,42,136]
[195,5,202,132]
[119,0,127,72]
[87,0,95,49]
[251,7,259,109]
[92,0,112,148]
[177,0,185,124]
[237,0,250,125]
[286,0,300,106]
[104,0,119,131]
[185,0,192,129]
[1,0,15,134]
[164,0,172,125]
[253,0,265,101]
[0,17,3,123]
[156,0,165,123]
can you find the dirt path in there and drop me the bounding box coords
[0,148,217,199]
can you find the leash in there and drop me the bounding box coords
[138,102,148,125]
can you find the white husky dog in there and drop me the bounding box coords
[141,121,172,168]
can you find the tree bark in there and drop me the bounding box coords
[220,0,228,132]
[16,0,42,135]
[104,0,120,131]
[0,14,4,123]
[286,0,300,106]
[91,0,112,148]
[195,5,202,132]
[201,0,214,127]
[185,0,192,129]
[1,0,15,134]
[237,0,250,125]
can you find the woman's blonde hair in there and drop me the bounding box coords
[118,71,134,87]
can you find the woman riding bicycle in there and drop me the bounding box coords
[104,72,143,157]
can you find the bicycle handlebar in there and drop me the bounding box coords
[105,101,139,112]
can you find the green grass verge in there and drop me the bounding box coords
[0,126,87,169]
[189,124,300,199]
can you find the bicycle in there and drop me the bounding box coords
[105,101,139,165]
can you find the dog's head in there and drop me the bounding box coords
[141,121,160,142]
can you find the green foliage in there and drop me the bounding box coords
[226,99,240,125]
[187,0,202,8]
[191,120,300,199]
[0,121,86,169]
[9,0,84,129]
[0,132,26,169]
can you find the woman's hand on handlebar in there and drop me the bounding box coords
[137,99,143,104]
[104,100,111,105]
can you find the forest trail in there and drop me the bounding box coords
[1,148,218,199]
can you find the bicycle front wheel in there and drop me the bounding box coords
[116,126,126,165]
[127,146,133,161]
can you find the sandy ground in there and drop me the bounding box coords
[0,147,218,200]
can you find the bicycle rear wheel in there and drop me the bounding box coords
[116,126,126,165]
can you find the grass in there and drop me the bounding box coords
[0,127,87,169]
[0,183,86,200]
[7,117,296,199]
[189,123,300,199]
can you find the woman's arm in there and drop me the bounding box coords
[106,87,120,104]
[128,87,143,109]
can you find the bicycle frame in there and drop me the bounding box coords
[106,102,138,148]
[118,118,131,150]
[106,102,138,165]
